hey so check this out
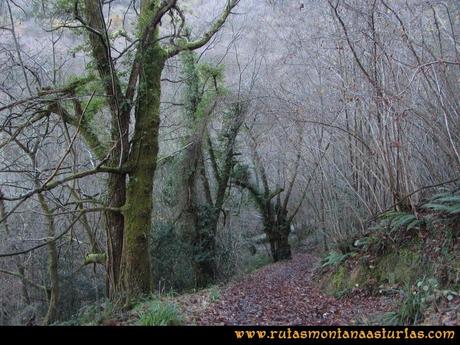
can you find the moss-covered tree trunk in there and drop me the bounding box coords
[238,183,293,263]
[271,209,292,262]
[179,51,221,288]
[182,152,219,288]
[180,133,219,288]
[263,209,292,262]
[118,28,166,299]
[79,0,239,301]
[191,104,244,286]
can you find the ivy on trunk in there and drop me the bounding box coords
[71,0,240,301]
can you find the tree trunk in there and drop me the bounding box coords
[192,209,219,288]
[183,159,218,288]
[117,40,166,300]
[105,99,129,300]
[105,174,126,298]
[37,191,59,325]
[266,221,292,262]
[192,235,217,288]
[43,237,59,324]
[268,232,292,262]
[83,0,130,299]
[179,52,220,288]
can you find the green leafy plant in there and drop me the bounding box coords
[243,254,272,273]
[383,277,438,325]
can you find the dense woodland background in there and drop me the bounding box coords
[0,0,459,325]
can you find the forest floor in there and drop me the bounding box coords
[172,253,398,325]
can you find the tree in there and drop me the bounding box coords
[174,51,245,286]
[234,127,306,262]
[0,0,240,303]
[74,0,241,301]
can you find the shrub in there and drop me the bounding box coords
[209,286,221,303]
[379,211,424,232]
[151,221,195,292]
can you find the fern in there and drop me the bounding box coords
[422,192,460,215]
[321,251,352,268]
[380,211,423,231]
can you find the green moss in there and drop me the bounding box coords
[321,240,433,297]
[119,18,166,298]
[209,286,221,302]
[322,265,354,296]
[60,300,114,325]
[331,266,348,290]
[368,247,429,287]
[84,253,107,265]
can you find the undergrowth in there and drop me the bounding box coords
[59,299,114,325]
[318,188,460,325]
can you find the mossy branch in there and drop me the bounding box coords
[165,0,240,58]
[84,253,107,266]
[47,102,109,160]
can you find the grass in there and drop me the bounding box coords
[136,299,183,326]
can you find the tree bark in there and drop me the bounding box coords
[268,231,292,262]
[266,218,292,262]
[105,174,126,298]
[37,191,59,325]
[192,212,219,288]
[83,0,130,299]
[78,0,238,301]
[117,36,166,300]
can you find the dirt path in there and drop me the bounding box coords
[181,254,396,325]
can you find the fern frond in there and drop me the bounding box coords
[422,192,460,215]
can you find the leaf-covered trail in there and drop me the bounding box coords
[181,254,396,325]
